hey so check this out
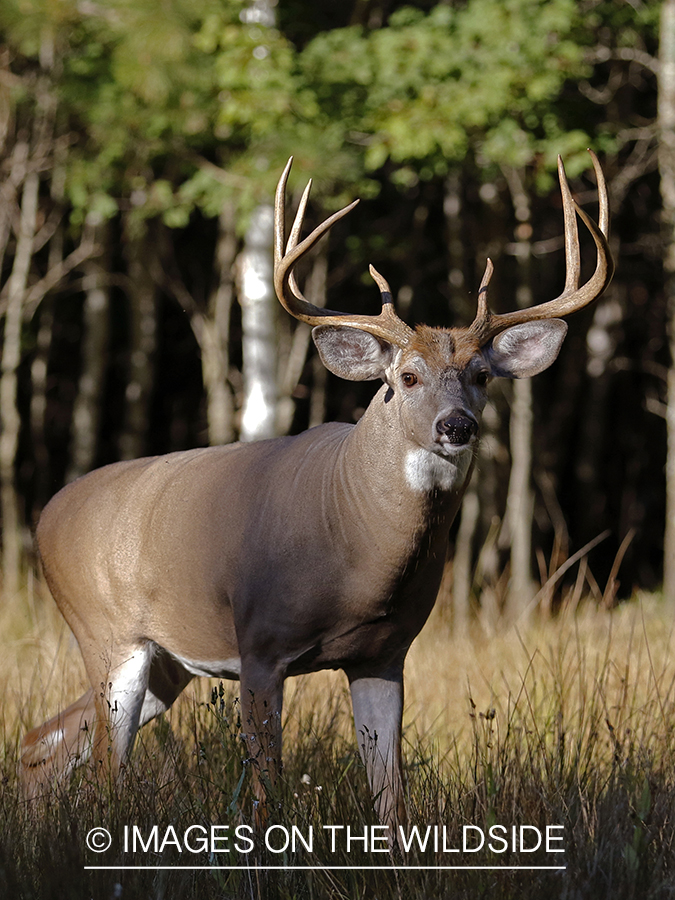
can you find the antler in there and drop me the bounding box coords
[467,150,614,344]
[274,158,415,347]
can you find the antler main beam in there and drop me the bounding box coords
[274,152,612,350]
[273,158,415,348]
[468,150,613,343]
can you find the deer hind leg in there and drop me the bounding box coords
[86,642,154,780]
[20,688,97,796]
[347,662,408,839]
[21,644,192,795]
[90,643,198,774]
[138,647,194,726]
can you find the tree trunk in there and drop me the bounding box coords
[445,168,479,630]
[237,203,278,442]
[203,202,237,446]
[504,377,535,619]
[67,220,110,480]
[30,298,54,512]
[0,169,39,596]
[0,141,29,277]
[453,474,479,637]
[309,352,327,429]
[659,0,675,604]
[32,137,66,507]
[501,166,535,622]
[237,0,279,444]
[119,223,158,461]
[574,293,622,547]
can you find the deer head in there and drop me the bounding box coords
[274,154,612,483]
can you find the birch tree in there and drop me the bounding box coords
[236,0,282,443]
[237,202,278,442]
[1,165,38,596]
[202,203,237,446]
[501,166,535,621]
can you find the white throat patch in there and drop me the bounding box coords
[404,447,473,493]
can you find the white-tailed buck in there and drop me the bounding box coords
[22,153,612,833]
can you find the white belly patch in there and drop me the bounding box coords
[171,653,241,679]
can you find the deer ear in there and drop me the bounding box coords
[486,319,568,379]
[312,325,394,382]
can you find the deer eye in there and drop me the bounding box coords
[401,372,418,387]
[475,371,490,387]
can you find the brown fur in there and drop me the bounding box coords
[408,325,483,371]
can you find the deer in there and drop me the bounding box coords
[21,152,612,836]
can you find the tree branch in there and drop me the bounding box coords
[20,238,101,319]
[587,45,659,77]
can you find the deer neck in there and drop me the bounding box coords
[336,384,475,546]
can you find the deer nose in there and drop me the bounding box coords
[435,414,478,445]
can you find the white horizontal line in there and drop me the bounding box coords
[85,865,566,871]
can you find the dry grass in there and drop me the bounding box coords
[407,594,675,755]
[7,577,673,769]
[2,576,675,898]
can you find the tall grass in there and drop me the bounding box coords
[2,577,675,899]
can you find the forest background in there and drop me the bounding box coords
[0,0,670,624]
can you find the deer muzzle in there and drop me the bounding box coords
[435,413,479,446]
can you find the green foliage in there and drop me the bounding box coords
[2,0,662,232]
[578,0,660,50]
[1,0,301,226]
[3,0,652,230]
[301,0,589,183]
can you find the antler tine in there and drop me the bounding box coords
[590,148,610,236]
[468,150,613,344]
[467,258,494,337]
[287,178,312,301]
[274,156,293,269]
[477,258,494,318]
[274,157,359,317]
[287,177,312,255]
[369,265,394,303]
[559,155,581,296]
[273,158,415,347]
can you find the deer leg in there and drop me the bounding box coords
[86,642,153,779]
[138,647,194,726]
[21,646,191,795]
[347,662,407,837]
[20,688,97,795]
[239,660,284,821]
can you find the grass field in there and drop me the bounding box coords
[2,575,675,899]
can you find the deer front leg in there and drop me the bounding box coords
[239,660,284,823]
[347,662,407,838]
